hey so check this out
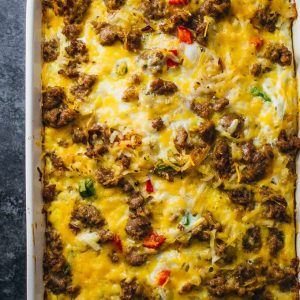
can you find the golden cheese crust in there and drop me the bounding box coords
[41,0,299,299]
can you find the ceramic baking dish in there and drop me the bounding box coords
[25,0,300,299]
[26,0,43,299]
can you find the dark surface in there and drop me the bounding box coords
[0,0,26,299]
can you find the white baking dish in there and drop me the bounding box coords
[26,0,43,299]
[25,0,300,299]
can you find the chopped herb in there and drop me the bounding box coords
[79,178,96,198]
[250,87,271,102]
[62,263,71,275]
[155,164,176,173]
[154,161,179,181]
[181,213,191,226]
[115,61,128,76]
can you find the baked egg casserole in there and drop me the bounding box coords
[41,0,300,299]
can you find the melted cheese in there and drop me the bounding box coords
[42,0,299,299]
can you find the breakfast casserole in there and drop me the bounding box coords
[41,0,300,299]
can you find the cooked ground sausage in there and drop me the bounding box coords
[160,9,191,34]
[85,144,108,159]
[191,211,222,241]
[211,97,229,112]
[264,43,292,66]
[104,0,125,10]
[242,226,262,252]
[286,157,296,173]
[179,282,197,294]
[149,79,178,95]
[250,6,278,32]
[200,0,231,18]
[174,127,191,152]
[241,143,274,183]
[215,238,236,264]
[207,271,229,297]
[194,20,209,46]
[125,248,148,266]
[72,127,87,144]
[49,152,68,170]
[191,100,213,119]
[125,214,152,240]
[241,141,256,163]
[65,39,88,62]
[58,107,76,127]
[122,86,139,102]
[268,227,284,256]
[234,262,257,286]
[118,178,135,194]
[120,278,141,299]
[262,195,291,223]
[207,262,257,297]
[92,21,124,45]
[277,129,300,153]
[43,108,60,126]
[87,124,111,145]
[198,121,216,144]
[45,272,72,295]
[241,157,270,183]
[58,60,80,78]
[41,88,75,126]
[213,138,232,178]
[43,39,59,62]
[124,29,142,52]
[152,117,164,131]
[129,73,141,85]
[56,106,76,127]
[109,250,120,263]
[95,167,119,187]
[46,269,79,296]
[121,278,150,299]
[250,63,262,77]
[188,11,209,46]
[43,184,56,202]
[62,24,82,40]
[128,192,145,211]
[42,0,53,10]
[42,87,65,109]
[44,227,65,273]
[219,113,243,138]
[70,73,97,98]
[71,202,105,229]
[119,154,131,169]
[140,50,166,75]
[141,0,166,20]
[226,188,254,209]
[253,290,274,300]
[44,226,79,295]
[43,105,76,128]
[191,97,228,117]
[57,0,92,24]
[97,228,114,243]
[268,263,298,292]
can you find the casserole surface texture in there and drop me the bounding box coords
[41,0,299,299]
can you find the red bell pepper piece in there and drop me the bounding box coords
[113,234,123,252]
[167,50,179,68]
[169,0,188,4]
[177,26,193,44]
[146,179,154,193]
[251,36,264,50]
[143,232,166,249]
[157,270,171,286]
